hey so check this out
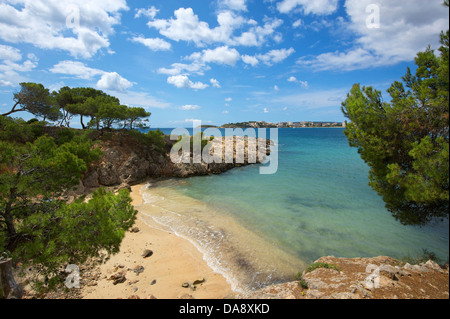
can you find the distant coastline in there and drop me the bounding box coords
[196,121,346,129]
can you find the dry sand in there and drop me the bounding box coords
[81,183,234,299]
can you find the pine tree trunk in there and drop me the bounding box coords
[0,258,22,299]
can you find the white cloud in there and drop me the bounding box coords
[147,7,282,48]
[299,0,449,71]
[263,108,269,113]
[50,60,133,93]
[220,0,248,11]
[257,47,295,65]
[287,76,309,88]
[277,0,339,15]
[181,104,201,111]
[0,79,14,87]
[158,62,209,76]
[222,110,230,114]
[0,45,38,87]
[274,85,279,91]
[242,54,259,66]
[50,61,104,80]
[191,46,241,66]
[292,19,303,28]
[242,47,295,67]
[0,44,22,61]
[210,78,221,88]
[0,0,128,58]
[97,72,134,93]
[225,97,233,102]
[167,75,209,90]
[131,36,171,51]
[135,6,159,19]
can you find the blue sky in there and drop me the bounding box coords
[0,0,448,128]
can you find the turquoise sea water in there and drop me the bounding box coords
[143,128,449,290]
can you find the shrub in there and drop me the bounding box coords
[304,262,340,273]
[294,272,308,289]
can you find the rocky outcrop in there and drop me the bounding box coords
[245,256,449,299]
[81,134,271,189]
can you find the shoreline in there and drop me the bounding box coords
[81,183,234,299]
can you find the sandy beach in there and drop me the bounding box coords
[81,183,234,299]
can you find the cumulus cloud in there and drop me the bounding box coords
[97,72,133,93]
[0,0,128,58]
[50,60,133,92]
[146,7,282,47]
[287,76,309,88]
[241,55,259,66]
[158,62,210,76]
[189,46,241,66]
[0,44,22,62]
[277,0,339,15]
[242,48,295,67]
[257,48,295,65]
[210,78,221,88]
[131,36,172,51]
[167,75,209,90]
[50,61,103,80]
[299,0,449,71]
[135,6,159,19]
[220,0,248,11]
[0,45,38,87]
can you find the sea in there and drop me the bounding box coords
[137,127,449,294]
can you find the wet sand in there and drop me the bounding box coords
[81,183,234,299]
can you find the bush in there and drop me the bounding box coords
[304,262,340,274]
[294,272,308,289]
[146,129,166,153]
[0,116,45,143]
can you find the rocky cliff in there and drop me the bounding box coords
[245,256,449,299]
[78,132,271,192]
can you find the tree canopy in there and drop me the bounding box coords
[1,83,60,121]
[2,83,151,131]
[342,26,449,226]
[0,118,137,290]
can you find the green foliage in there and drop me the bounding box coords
[304,262,340,274]
[14,188,137,281]
[294,272,308,289]
[0,116,45,143]
[125,107,151,130]
[341,27,449,226]
[0,127,136,289]
[2,83,60,120]
[175,132,210,152]
[146,129,166,153]
[52,86,151,130]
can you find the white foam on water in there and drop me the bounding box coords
[136,182,305,294]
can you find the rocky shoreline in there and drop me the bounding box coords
[78,133,271,193]
[20,131,448,300]
[245,256,449,299]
